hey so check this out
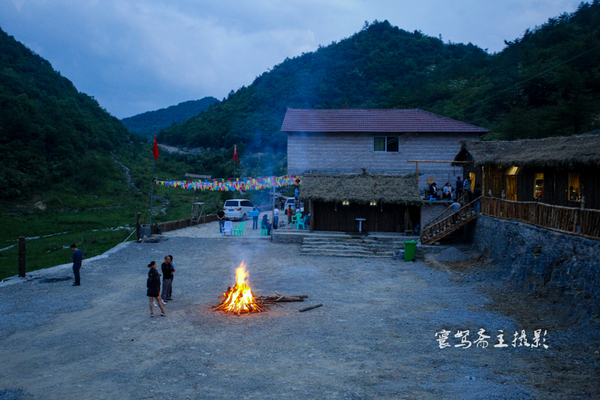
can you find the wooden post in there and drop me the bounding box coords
[415,161,419,186]
[270,183,275,241]
[309,200,314,232]
[18,236,26,278]
[579,196,585,233]
[136,212,141,242]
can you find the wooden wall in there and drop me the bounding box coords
[467,164,600,210]
[312,202,420,233]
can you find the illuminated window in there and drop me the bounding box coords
[506,166,520,175]
[534,173,544,199]
[342,200,350,206]
[568,173,581,202]
[373,136,399,152]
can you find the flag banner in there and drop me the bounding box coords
[152,136,160,161]
[155,175,302,191]
[233,145,238,163]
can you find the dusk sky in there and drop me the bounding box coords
[0,0,583,119]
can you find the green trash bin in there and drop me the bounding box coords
[404,240,418,261]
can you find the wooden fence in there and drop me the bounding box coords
[481,198,600,240]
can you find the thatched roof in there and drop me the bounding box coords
[300,173,423,205]
[455,134,600,168]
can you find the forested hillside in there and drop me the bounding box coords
[0,27,138,200]
[121,97,219,138]
[159,1,600,153]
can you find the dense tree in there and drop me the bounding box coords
[0,27,137,200]
[121,97,220,138]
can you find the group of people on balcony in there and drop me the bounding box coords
[428,176,481,205]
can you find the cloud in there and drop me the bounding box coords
[0,0,583,118]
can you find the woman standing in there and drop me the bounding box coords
[147,261,166,317]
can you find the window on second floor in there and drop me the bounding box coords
[374,136,399,152]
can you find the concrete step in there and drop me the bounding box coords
[301,236,404,258]
[300,249,393,258]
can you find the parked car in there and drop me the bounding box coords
[223,199,254,220]
[284,197,304,213]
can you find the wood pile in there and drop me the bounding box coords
[213,291,307,314]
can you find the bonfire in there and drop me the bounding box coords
[214,262,266,314]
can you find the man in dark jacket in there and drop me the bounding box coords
[455,177,463,200]
[217,208,226,233]
[161,255,175,302]
[71,244,83,286]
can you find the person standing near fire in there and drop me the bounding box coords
[147,261,166,317]
[161,255,175,302]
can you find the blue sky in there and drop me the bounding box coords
[0,0,582,118]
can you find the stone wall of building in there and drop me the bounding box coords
[472,215,600,314]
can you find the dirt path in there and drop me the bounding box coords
[0,231,595,399]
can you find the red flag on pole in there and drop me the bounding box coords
[152,136,160,161]
[233,145,238,163]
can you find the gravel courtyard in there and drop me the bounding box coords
[0,222,597,399]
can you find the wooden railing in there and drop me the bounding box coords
[421,197,480,245]
[422,193,470,230]
[481,198,600,240]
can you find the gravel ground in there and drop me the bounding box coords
[0,221,596,399]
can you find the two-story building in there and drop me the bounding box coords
[282,108,489,233]
[283,108,488,191]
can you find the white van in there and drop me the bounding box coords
[223,199,255,220]
[284,198,304,213]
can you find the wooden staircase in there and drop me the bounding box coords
[420,198,480,245]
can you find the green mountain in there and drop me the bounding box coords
[121,97,220,138]
[159,2,600,153]
[0,26,139,200]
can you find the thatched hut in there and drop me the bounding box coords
[454,134,600,209]
[300,173,423,233]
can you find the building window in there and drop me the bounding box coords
[534,173,544,199]
[373,136,399,152]
[568,173,581,202]
[506,166,520,176]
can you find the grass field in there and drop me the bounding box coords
[0,149,291,281]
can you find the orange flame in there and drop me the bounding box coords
[218,261,262,314]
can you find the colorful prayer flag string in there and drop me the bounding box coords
[154,175,302,191]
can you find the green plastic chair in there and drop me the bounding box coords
[290,213,299,228]
[294,213,304,230]
[260,223,269,235]
[233,221,245,236]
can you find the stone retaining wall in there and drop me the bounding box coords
[472,215,600,314]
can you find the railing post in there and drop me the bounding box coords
[136,212,141,242]
[578,196,585,233]
[18,236,26,278]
